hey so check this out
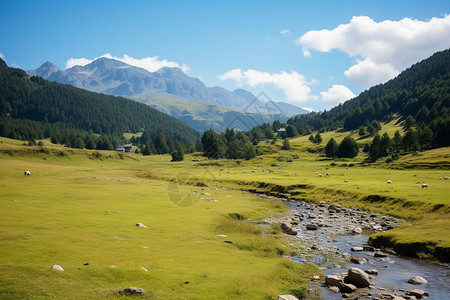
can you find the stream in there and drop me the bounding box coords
[263,196,450,299]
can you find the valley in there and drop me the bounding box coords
[0,131,448,299]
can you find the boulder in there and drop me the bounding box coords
[407,276,429,285]
[50,265,64,271]
[347,267,371,287]
[365,269,379,275]
[351,246,363,252]
[363,245,375,252]
[324,274,343,287]
[280,222,297,235]
[405,289,429,298]
[123,287,145,295]
[328,286,340,293]
[350,256,367,264]
[340,283,357,293]
[306,223,318,230]
[278,295,299,300]
[374,251,388,257]
[352,227,362,234]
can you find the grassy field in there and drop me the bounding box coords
[0,141,319,299]
[1,125,449,298]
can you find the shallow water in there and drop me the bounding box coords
[286,201,450,299]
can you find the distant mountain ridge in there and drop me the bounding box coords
[27,57,308,115]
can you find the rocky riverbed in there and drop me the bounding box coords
[260,195,450,300]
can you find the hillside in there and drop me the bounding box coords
[27,58,308,116]
[0,58,199,147]
[134,94,292,132]
[285,49,450,145]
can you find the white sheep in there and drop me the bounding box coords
[24,171,31,176]
[387,180,392,184]
[421,184,428,188]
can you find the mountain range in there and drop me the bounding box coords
[27,58,307,131]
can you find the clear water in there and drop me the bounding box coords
[285,200,450,299]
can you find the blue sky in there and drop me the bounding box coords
[1,0,449,111]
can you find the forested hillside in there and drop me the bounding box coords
[0,59,199,151]
[291,49,450,132]
[252,49,450,149]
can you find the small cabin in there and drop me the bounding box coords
[277,128,286,138]
[117,144,133,152]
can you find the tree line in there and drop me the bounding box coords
[0,58,199,153]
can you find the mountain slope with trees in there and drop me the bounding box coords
[0,58,199,151]
[286,49,450,140]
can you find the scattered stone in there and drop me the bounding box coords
[281,222,297,235]
[83,262,89,266]
[110,265,118,268]
[351,246,363,252]
[324,274,343,287]
[341,283,357,293]
[405,289,429,298]
[196,181,208,187]
[365,269,379,275]
[217,234,227,237]
[347,267,371,287]
[363,245,376,252]
[350,256,367,264]
[123,287,145,295]
[278,295,299,300]
[223,240,233,244]
[328,286,340,293]
[306,223,318,230]
[407,276,429,285]
[141,267,148,272]
[352,227,362,234]
[312,275,320,280]
[50,265,64,271]
[136,223,147,228]
[374,251,389,257]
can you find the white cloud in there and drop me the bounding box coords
[65,57,92,69]
[280,29,291,36]
[320,85,356,108]
[297,15,450,88]
[65,53,189,73]
[219,68,315,105]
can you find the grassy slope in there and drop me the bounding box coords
[133,94,292,132]
[0,141,318,299]
[142,119,449,261]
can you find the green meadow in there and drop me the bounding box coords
[0,141,318,299]
[0,122,449,299]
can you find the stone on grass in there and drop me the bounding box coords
[407,276,428,285]
[347,267,371,287]
[123,287,145,295]
[278,295,299,300]
[136,223,147,228]
[51,265,64,271]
